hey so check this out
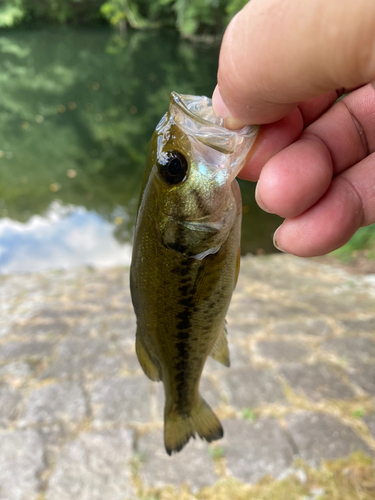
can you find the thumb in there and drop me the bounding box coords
[214,0,375,127]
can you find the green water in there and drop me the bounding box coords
[0,27,281,273]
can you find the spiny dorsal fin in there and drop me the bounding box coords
[209,323,230,367]
[136,332,161,381]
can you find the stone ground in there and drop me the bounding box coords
[1,254,375,499]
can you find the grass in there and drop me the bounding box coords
[208,446,225,460]
[241,408,257,422]
[352,408,366,419]
[138,453,375,500]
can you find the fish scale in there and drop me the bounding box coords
[130,92,258,454]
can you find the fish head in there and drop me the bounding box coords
[147,92,258,259]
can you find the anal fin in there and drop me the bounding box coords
[136,332,161,381]
[209,323,230,367]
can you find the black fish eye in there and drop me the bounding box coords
[158,151,188,185]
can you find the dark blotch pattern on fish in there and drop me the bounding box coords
[191,187,209,214]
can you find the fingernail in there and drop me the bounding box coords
[255,185,271,213]
[212,86,244,129]
[273,227,286,253]
[212,85,229,120]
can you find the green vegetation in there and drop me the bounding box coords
[0,0,249,36]
[352,407,366,419]
[332,226,375,262]
[0,28,219,237]
[208,445,225,460]
[0,28,281,253]
[241,408,257,421]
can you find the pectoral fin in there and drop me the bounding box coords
[136,332,161,381]
[209,323,230,367]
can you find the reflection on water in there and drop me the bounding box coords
[0,28,281,274]
[0,202,132,274]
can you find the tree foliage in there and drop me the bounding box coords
[0,0,250,35]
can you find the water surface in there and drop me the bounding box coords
[0,28,281,274]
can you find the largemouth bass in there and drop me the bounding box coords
[130,92,258,454]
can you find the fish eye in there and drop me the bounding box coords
[158,151,188,185]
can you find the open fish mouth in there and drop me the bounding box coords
[170,91,258,156]
[155,92,259,183]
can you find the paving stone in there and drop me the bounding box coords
[320,337,375,364]
[364,413,375,439]
[0,361,32,384]
[38,423,70,466]
[200,377,222,408]
[21,381,86,426]
[0,429,44,500]
[68,316,103,337]
[229,342,253,367]
[223,418,294,483]
[0,322,10,338]
[2,254,375,494]
[123,351,142,372]
[225,321,262,340]
[40,337,110,380]
[53,307,94,319]
[105,316,137,348]
[229,297,311,321]
[271,319,332,337]
[30,309,70,321]
[0,383,22,426]
[45,429,134,500]
[204,343,252,373]
[91,376,151,424]
[254,340,311,363]
[286,412,373,466]
[221,367,286,409]
[348,363,375,395]
[340,317,375,333]
[13,319,69,338]
[138,430,219,491]
[0,340,55,363]
[295,292,375,315]
[279,362,355,401]
[86,353,125,378]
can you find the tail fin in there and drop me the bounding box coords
[164,397,223,455]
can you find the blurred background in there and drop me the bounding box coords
[0,0,286,275]
[1,0,374,275]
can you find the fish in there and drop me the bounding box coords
[130,92,258,454]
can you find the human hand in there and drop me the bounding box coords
[213,0,375,257]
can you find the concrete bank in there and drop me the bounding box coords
[1,254,375,499]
